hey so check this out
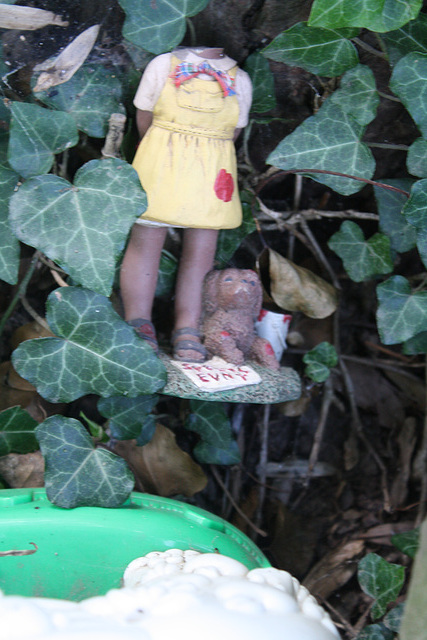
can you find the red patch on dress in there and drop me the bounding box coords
[214,169,234,202]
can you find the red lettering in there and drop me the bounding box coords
[208,374,220,381]
[197,374,210,382]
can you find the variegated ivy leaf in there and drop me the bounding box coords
[9,158,146,296]
[390,52,427,138]
[407,137,427,177]
[216,193,257,268]
[267,101,375,195]
[0,406,38,456]
[36,415,134,509]
[308,0,422,33]
[328,221,393,282]
[12,286,167,403]
[373,179,416,254]
[118,0,210,55]
[8,102,78,178]
[262,22,359,77]
[357,553,405,620]
[376,275,427,344]
[34,64,123,138]
[0,164,20,285]
[328,64,379,125]
[402,178,427,267]
[98,395,158,442]
[383,13,427,66]
[244,53,276,113]
[185,400,240,465]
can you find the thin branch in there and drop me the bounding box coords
[352,36,388,59]
[254,404,271,532]
[20,297,50,331]
[299,216,341,290]
[0,250,42,338]
[415,357,427,526]
[367,142,409,151]
[304,377,335,488]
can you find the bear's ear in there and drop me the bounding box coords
[202,270,220,315]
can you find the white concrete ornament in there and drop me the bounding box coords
[0,550,340,639]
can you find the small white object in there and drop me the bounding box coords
[255,310,292,361]
[170,357,261,391]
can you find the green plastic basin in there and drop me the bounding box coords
[0,488,270,601]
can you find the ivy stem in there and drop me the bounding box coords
[367,142,409,151]
[0,250,42,339]
[352,36,388,59]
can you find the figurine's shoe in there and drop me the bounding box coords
[172,328,207,363]
[128,318,159,353]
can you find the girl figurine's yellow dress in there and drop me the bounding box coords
[132,53,248,229]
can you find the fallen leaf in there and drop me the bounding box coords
[33,24,100,92]
[303,539,365,600]
[257,248,338,318]
[10,320,54,351]
[0,5,68,30]
[0,451,44,488]
[113,424,207,497]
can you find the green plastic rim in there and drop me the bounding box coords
[0,488,270,601]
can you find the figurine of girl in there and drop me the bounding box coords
[120,46,252,362]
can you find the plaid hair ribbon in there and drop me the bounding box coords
[170,61,236,97]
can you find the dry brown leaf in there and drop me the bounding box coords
[257,248,338,318]
[0,452,44,488]
[114,424,207,497]
[303,539,365,600]
[10,320,54,351]
[0,5,68,30]
[33,24,100,92]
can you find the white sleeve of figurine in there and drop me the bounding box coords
[235,68,253,129]
[133,53,171,111]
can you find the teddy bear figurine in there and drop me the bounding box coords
[201,268,280,370]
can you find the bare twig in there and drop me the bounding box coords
[254,404,271,532]
[415,358,427,526]
[20,297,50,331]
[0,250,42,338]
[304,377,335,488]
[299,216,341,290]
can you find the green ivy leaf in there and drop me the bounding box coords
[308,0,422,32]
[407,137,427,177]
[267,101,375,196]
[358,553,405,620]
[244,53,276,113]
[328,65,379,125]
[98,395,158,442]
[118,0,210,55]
[356,624,394,640]
[262,22,359,77]
[36,415,134,509]
[376,275,427,344]
[392,527,419,559]
[9,158,146,296]
[328,221,393,282]
[390,52,427,138]
[8,102,78,178]
[12,287,167,403]
[185,400,240,465]
[34,65,123,138]
[0,165,20,285]
[303,342,338,382]
[384,603,405,632]
[216,193,257,268]
[0,406,38,456]
[402,178,427,268]
[402,330,427,354]
[0,97,11,166]
[383,13,427,66]
[155,250,178,297]
[373,179,416,253]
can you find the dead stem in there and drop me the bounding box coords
[415,358,427,526]
[254,404,271,532]
[304,376,335,488]
[21,296,50,331]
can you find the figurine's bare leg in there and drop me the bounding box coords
[120,224,167,322]
[173,228,218,361]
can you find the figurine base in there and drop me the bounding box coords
[159,353,301,404]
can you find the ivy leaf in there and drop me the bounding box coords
[185,400,240,465]
[403,330,427,354]
[356,624,394,640]
[0,165,20,285]
[308,0,422,32]
[0,97,11,166]
[9,158,146,296]
[12,286,167,403]
[390,52,427,138]
[376,275,427,344]
[402,178,427,268]
[328,221,393,282]
[357,553,405,620]
[216,193,257,268]
[267,101,375,196]
[328,65,379,125]
[36,415,134,509]
[303,342,338,382]
[8,102,78,178]
[34,65,123,138]
[0,406,38,456]
[373,179,416,253]
[98,395,158,442]
[392,527,419,559]
[244,53,276,113]
[384,13,427,66]
[262,22,359,77]
[118,0,210,55]
[383,603,405,633]
[155,250,178,297]
[407,137,427,177]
